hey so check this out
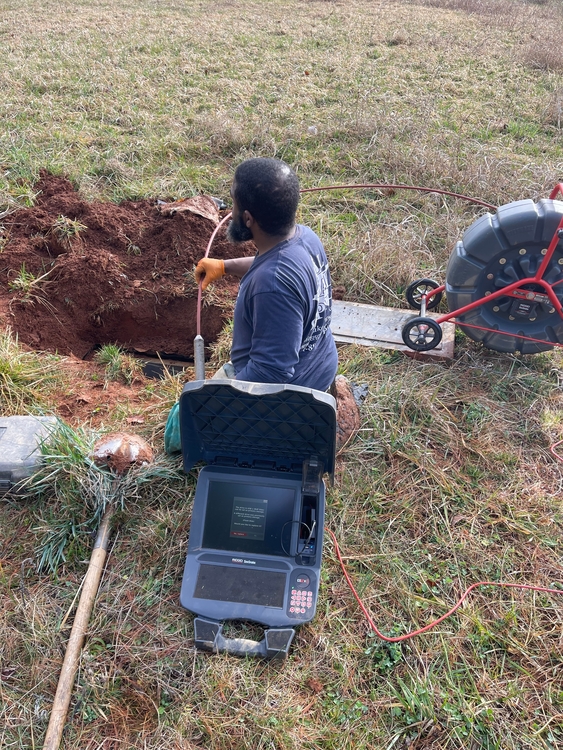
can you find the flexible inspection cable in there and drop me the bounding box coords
[448,320,563,351]
[550,440,563,462]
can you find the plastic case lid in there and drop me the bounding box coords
[179,380,336,477]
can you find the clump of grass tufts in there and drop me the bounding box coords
[139,364,188,446]
[8,263,39,295]
[94,343,143,385]
[0,327,61,414]
[50,214,87,249]
[8,263,56,314]
[22,419,184,572]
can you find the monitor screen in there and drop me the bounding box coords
[202,480,296,556]
[194,564,286,608]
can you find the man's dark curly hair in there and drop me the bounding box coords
[233,157,300,236]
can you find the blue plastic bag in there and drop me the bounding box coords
[164,363,235,454]
[164,401,181,454]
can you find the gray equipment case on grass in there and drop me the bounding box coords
[0,416,57,494]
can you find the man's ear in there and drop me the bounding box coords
[242,210,254,228]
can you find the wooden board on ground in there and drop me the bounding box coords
[331,300,455,360]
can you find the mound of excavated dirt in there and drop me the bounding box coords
[0,172,253,358]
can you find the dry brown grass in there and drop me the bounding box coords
[521,33,563,73]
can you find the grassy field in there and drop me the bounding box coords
[2,0,563,748]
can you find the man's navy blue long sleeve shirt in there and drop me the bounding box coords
[230,225,338,391]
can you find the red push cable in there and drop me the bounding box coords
[326,529,563,642]
[550,440,563,462]
[196,212,232,338]
[328,359,563,643]
[300,183,497,211]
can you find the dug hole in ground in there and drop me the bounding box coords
[0,172,359,442]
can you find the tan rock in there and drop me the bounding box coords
[92,432,154,474]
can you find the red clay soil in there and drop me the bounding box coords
[0,172,253,359]
[51,357,165,427]
[1,173,359,438]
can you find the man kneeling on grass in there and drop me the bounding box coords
[164,157,338,453]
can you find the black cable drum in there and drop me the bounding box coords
[445,199,563,353]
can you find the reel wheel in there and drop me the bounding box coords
[446,198,563,353]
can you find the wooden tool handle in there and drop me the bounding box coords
[42,509,113,750]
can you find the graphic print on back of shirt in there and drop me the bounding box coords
[301,255,331,353]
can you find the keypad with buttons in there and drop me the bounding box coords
[287,571,317,619]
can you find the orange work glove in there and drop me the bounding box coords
[195,258,225,291]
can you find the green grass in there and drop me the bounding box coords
[94,343,143,385]
[0,328,62,413]
[2,0,563,748]
[2,0,562,308]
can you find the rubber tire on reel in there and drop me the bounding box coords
[401,317,443,352]
[405,278,443,311]
[445,198,563,354]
